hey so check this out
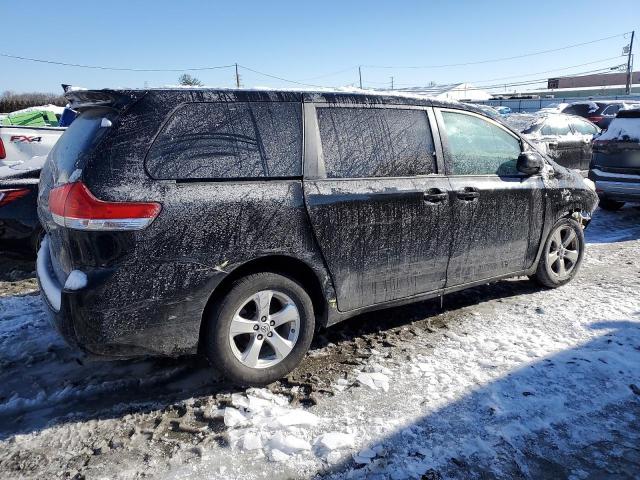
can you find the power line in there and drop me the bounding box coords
[0,52,235,72]
[362,56,623,88]
[296,66,356,81]
[362,32,629,69]
[467,56,625,85]
[237,64,333,89]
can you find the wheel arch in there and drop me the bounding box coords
[197,254,330,353]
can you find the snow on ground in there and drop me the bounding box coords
[1,207,639,479]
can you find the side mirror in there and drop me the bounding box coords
[517,151,544,175]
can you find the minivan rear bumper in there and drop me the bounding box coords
[589,168,640,202]
[36,236,81,347]
[36,235,215,357]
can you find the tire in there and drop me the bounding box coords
[598,198,625,211]
[533,218,585,289]
[203,272,315,386]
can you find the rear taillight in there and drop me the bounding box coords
[0,188,30,207]
[48,181,161,231]
[0,139,5,159]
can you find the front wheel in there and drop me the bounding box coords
[532,218,585,288]
[203,272,315,386]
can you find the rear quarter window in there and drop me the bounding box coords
[48,108,112,183]
[146,102,302,179]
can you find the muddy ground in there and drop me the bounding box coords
[1,206,639,479]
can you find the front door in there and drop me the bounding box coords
[435,108,545,287]
[303,104,454,312]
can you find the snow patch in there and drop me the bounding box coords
[64,270,88,291]
[356,372,390,391]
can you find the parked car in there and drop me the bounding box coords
[0,108,75,252]
[589,109,640,210]
[0,158,43,252]
[0,123,65,167]
[503,112,599,175]
[36,88,598,386]
[559,101,640,129]
[493,105,511,115]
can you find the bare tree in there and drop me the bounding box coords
[0,91,66,113]
[178,74,203,86]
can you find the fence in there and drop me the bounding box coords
[471,95,640,113]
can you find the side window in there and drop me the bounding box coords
[602,104,621,115]
[440,111,521,176]
[540,116,572,136]
[570,118,598,135]
[316,107,436,178]
[146,102,302,179]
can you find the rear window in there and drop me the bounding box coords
[146,102,302,180]
[48,108,111,183]
[316,107,436,178]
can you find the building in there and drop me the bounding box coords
[548,71,639,89]
[394,83,492,101]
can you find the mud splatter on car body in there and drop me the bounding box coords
[35,88,597,359]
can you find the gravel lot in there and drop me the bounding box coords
[0,206,639,479]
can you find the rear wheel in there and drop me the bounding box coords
[598,198,625,211]
[203,272,315,386]
[533,218,584,288]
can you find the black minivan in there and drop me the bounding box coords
[37,88,598,385]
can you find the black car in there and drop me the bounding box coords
[561,100,640,129]
[589,109,640,210]
[0,161,43,252]
[36,88,598,386]
[504,113,599,175]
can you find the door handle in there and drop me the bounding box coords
[548,141,558,148]
[455,187,480,201]
[423,189,447,203]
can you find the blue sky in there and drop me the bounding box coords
[1,0,637,94]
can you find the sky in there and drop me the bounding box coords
[0,0,637,94]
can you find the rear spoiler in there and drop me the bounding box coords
[64,89,147,112]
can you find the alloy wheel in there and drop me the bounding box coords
[547,225,580,281]
[228,289,300,369]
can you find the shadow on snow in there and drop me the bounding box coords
[323,318,640,479]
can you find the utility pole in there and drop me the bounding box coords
[235,63,241,89]
[359,66,363,89]
[390,76,394,90]
[625,30,635,95]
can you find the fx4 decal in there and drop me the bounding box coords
[10,135,43,143]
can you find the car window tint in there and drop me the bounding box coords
[441,111,521,176]
[540,116,572,136]
[316,107,436,178]
[570,118,598,135]
[146,102,302,179]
